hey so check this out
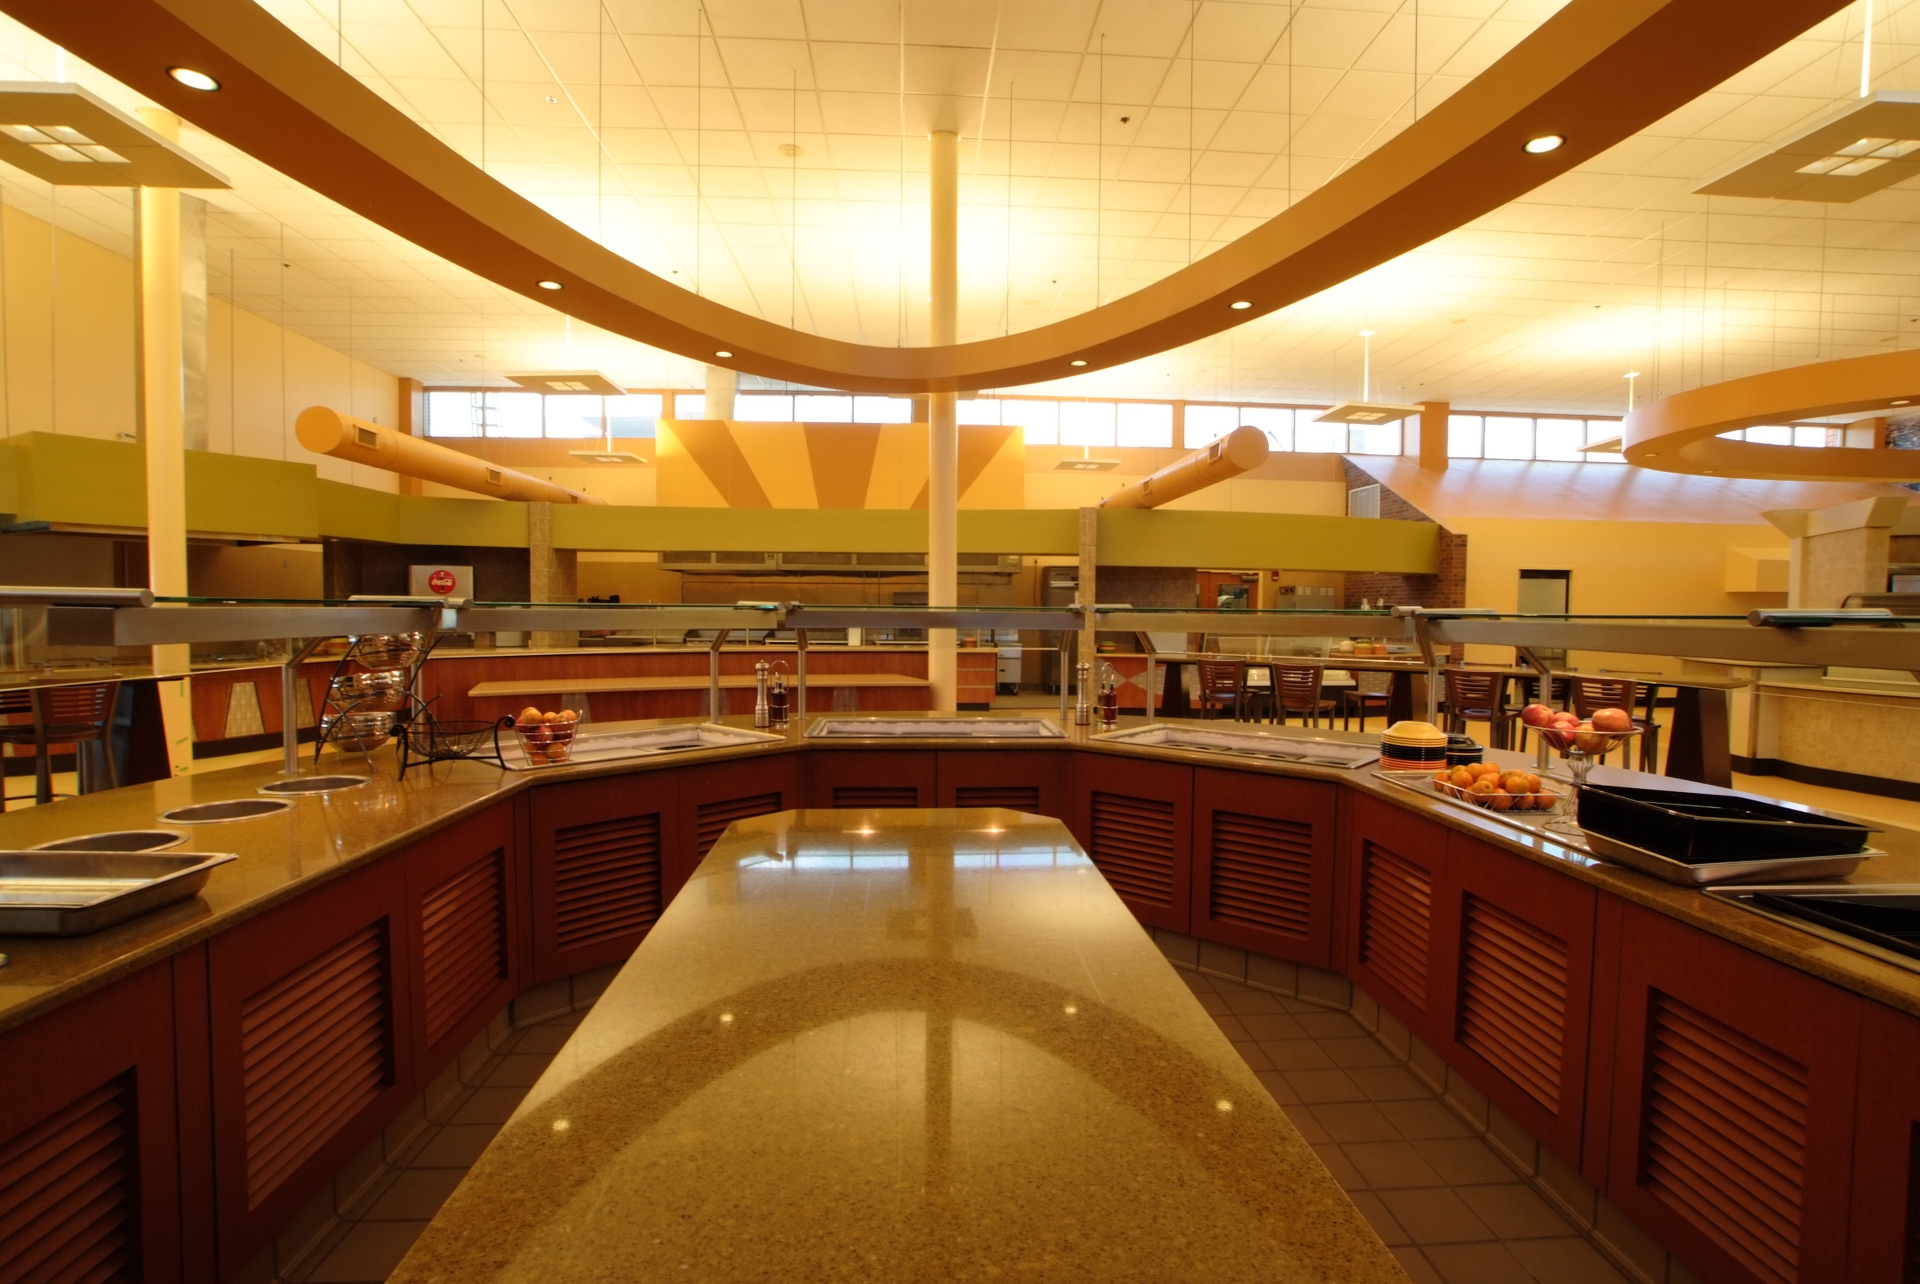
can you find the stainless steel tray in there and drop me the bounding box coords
[1582,831,1880,886]
[501,722,784,770]
[0,850,238,936]
[806,717,1064,739]
[1099,724,1378,768]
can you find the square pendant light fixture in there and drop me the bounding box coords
[1314,402,1421,425]
[0,82,227,187]
[1053,458,1120,472]
[504,371,626,396]
[567,449,648,464]
[1697,90,1920,203]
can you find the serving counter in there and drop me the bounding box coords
[3,712,1919,1283]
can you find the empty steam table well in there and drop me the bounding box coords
[389,809,1407,1283]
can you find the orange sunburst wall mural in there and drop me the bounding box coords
[656,420,1024,509]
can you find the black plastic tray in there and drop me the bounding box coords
[1576,783,1872,865]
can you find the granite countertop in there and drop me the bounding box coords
[4,710,1920,1034]
[388,808,1411,1284]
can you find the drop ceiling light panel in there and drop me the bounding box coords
[504,372,626,396]
[1315,402,1422,425]
[0,82,227,188]
[1697,91,1920,203]
[1054,459,1120,472]
[567,450,648,464]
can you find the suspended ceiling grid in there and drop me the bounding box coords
[1,2,1920,414]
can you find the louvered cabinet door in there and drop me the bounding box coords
[1341,795,1447,1043]
[209,859,412,1276]
[0,964,180,1284]
[404,805,520,1075]
[1067,754,1193,932]
[531,774,676,982]
[1432,832,1596,1169]
[1606,904,1860,1284]
[673,756,802,888]
[1190,769,1336,966]
[807,750,936,810]
[935,749,1064,819]
[1847,1002,1920,1283]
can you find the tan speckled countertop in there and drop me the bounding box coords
[388,808,1412,1284]
[5,710,1920,1035]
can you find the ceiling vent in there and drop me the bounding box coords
[1697,91,1920,203]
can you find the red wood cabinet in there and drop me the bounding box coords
[529,773,676,983]
[207,857,416,1277]
[402,805,524,1074]
[1846,1001,1920,1282]
[1433,831,1597,1169]
[0,963,182,1284]
[808,750,936,810]
[1190,768,1337,968]
[673,755,802,888]
[934,749,1064,819]
[1341,793,1449,1046]
[1604,904,1860,1284]
[1065,753,1193,932]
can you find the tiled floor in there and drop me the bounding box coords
[282,1008,590,1284]
[1181,968,1634,1284]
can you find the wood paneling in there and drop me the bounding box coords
[1434,832,1596,1170]
[402,807,521,1075]
[1850,1002,1920,1283]
[1341,796,1446,1042]
[807,750,935,810]
[1067,755,1191,931]
[672,756,801,891]
[1606,904,1858,1284]
[1191,769,1336,967]
[530,776,674,982]
[935,749,1063,818]
[208,858,413,1276]
[0,965,179,1284]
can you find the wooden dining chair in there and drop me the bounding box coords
[0,682,121,806]
[1197,660,1244,720]
[1339,670,1394,732]
[1443,669,1518,750]
[1570,676,1661,771]
[1239,663,1277,723]
[1275,665,1336,728]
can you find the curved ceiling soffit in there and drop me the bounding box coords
[1624,348,1920,482]
[4,0,1850,393]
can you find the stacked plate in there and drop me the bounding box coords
[1380,721,1449,772]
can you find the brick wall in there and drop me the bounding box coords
[1339,459,1468,611]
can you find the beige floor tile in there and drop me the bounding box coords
[507,1023,579,1056]
[1347,1191,1412,1247]
[1421,1240,1542,1284]
[1218,988,1287,1016]
[1321,1036,1399,1068]
[1235,1011,1311,1042]
[1308,1102,1403,1144]
[1347,1065,1433,1102]
[1309,1142,1367,1190]
[1343,1141,1448,1190]
[1279,1106,1331,1145]
[1178,971,1212,993]
[1258,1038,1337,1071]
[1210,1013,1252,1042]
[1278,1068,1368,1104]
[361,1169,466,1222]
[1192,991,1231,1016]
[483,1055,553,1089]
[1392,1246,1446,1284]
[1230,1040,1276,1072]
[1377,1099,1475,1140]
[1377,1187,1496,1245]
[304,1221,427,1283]
[1458,1183,1575,1239]
[1731,772,1920,833]
[1293,1011,1367,1040]
[1253,1069,1300,1105]
[449,1086,529,1126]
[1505,1236,1633,1284]
[1415,1137,1522,1186]
[410,1123,501,1169]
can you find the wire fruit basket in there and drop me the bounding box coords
[396,712,511,775]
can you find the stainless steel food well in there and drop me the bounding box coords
[0,849,238,936]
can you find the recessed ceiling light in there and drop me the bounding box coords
[167,67,220,92]
[1069,359,1088,367]
[1229,300,1252,310]
[1523,134,1564,155]
[536,279,563,290]
[1893,399,1911,406]
[714,350,733,359]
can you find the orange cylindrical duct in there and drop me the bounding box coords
[1100,424,1270,509]
[295,407,606,505]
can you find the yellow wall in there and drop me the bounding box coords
[1453,517,1791,671]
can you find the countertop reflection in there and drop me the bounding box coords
[390,808,1408,1283]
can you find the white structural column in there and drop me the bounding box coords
[137,107,194,777]
[704,363,738,420]
[927,129,959,711]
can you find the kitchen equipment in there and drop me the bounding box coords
[501,722,783,768]
[754,660,772,728]
[1576,783,1873,863]
[1099,724,1379,768]
[321,709,395,752]
[0,849,238,936]
[1074,661,1092,725]
[1582,831,1879,886]
[1708,885,1920,972]
[806,718,1064,739]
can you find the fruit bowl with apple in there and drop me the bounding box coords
[1519,703,1641,757]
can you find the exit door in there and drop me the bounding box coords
[1518,570,1570,668]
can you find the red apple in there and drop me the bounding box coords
[1550,713,1581,730]
[1590,707,1633,733]
[1520,703,1557,727]
[1575,731,1610,754]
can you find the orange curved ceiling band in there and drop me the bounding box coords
[9,0,1849,392]
[1624,349,1920,483]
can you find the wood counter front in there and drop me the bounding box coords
[390,810,1410,1283]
